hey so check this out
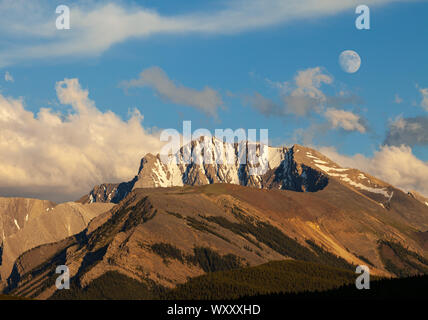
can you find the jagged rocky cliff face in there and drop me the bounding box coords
[79,138,334,204]
[80,137,398,210]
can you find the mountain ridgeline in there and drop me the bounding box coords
[2,138,428,299]
[0,197,114,288]
[79,138,330,204]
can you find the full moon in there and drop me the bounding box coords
[339,50,361,73]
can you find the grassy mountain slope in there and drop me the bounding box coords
[0,197,113,284]
[4,181,428,299]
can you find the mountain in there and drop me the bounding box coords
[6,178,428,299]
[79,137,403,211]
[408,190,428,207]
[3,138,428,299]
[0,197,114,287]
[0,197,55,242]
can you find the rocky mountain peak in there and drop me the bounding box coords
[80,138,396,206]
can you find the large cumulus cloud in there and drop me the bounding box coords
[319,144,428,197]
[0,78,163,202]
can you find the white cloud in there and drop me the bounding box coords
[394,94,403,104]
[0,0,416,66]
[4,71,13,82]
[121,66,223,117]
[0,78,163,202]
[265,78,289,95]
[384,115,428,146]
[248,67,364,128]
[283,67,333,116]
[324,108,367,133]
[248,67,334,117]
[293,67,333,98]
[319,145,428,197]
[419,86,428,111]
[246,92,280,116]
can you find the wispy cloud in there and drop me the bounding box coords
[384,115,428,146]
[0,0,416,66]
[284,67,333,116]
[246,66,366,133]
[394,93,403,104]
[245,92,281,117]
[0,77,163,202]
[265,77,289,95]
[247,67,333,117]
[121,66,223,118]
[4,71,13,82]
[324,108,367,133]
[418,86,428,111]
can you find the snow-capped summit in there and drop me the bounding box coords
[80,137,395,206]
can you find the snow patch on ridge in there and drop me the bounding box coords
[314,164,349,174]
[152,138,287,187]
[306,152,317,159]
[341,177,390,197]
[313,161,390,198]
[152,159,169,187]
[14,219,20,230]
[313,159,328,164]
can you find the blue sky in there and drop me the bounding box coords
[0,0,428,201]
